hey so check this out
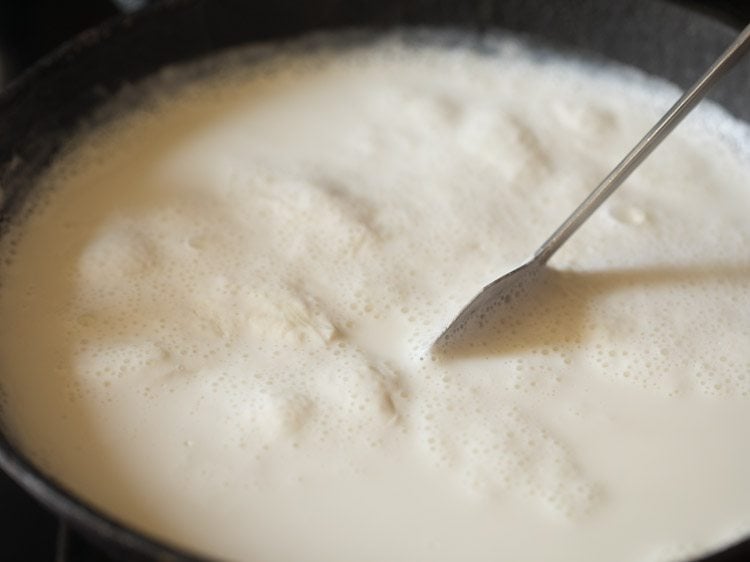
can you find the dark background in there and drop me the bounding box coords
[0,0,748,560]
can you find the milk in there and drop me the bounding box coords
[0,34,749,561]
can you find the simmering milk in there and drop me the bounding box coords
[1,34,749,562]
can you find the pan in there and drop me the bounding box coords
[0,0,748,560]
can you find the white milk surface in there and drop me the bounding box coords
[1,34,749,562]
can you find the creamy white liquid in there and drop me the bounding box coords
[1,34,750,562]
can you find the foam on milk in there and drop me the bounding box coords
[1,33,750,561]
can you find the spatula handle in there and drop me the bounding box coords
[535,22,750,265]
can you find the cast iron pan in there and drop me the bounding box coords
[0,0,748,560]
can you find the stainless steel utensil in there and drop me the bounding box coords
[434,22,750,350]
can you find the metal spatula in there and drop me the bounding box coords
[434,22,750,351]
